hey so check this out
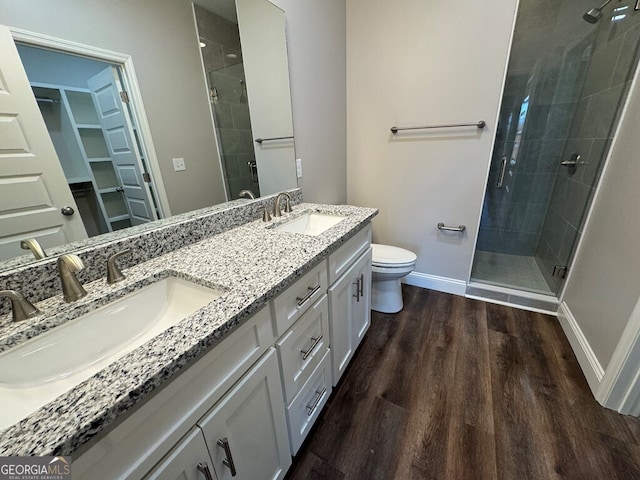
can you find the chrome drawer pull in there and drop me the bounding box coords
[301,335,323,360]
[296,284,321,306]
[217,437,237,476]
[352,274,364,302]
[197,462,215,480]
[306,387,327,416]
[437,223,466,232]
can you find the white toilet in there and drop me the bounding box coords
[371,244,417,313]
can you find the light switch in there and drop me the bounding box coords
[172,158,186,171]
[296,158,303,178]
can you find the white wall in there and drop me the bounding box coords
[270,0,347,204]
[0,0,227,215]
[346,0,517,291]
[561,71,640,372]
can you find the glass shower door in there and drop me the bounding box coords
[471,0,640,298]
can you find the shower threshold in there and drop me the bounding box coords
[468,251,559,314]
[466,281,559,314]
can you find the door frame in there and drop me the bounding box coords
[8,26,172,218]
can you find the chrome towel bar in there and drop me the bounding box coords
[390,121,486,134]
[255,135,294,144]
[437,223,466,232]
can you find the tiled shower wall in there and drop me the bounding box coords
[194,6,259,200]
[477,1,593,256]
[536,9,640,291]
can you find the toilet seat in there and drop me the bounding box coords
[372,244,417,268]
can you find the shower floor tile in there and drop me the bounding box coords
[471,251,553,295]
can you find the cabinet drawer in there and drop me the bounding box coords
[273,260,328,336]
[327,224,371,284]
[276,294,330,404]
[286,349,332,455]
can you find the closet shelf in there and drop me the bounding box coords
[67,177,93,184]
[97,186,122,194]
[108,214,130,223]
[87,157,113,163]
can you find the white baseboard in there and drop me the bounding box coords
[403,271,467,296]
[557,301,604,393]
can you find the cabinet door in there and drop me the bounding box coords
[328,248,372,386]
[352,248,372,349]
[198,349,291,480]
[328,260,357,386]
[145,428,217,480]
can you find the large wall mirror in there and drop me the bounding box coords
[0,0,298,270]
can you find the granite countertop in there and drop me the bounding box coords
[0,203,377,456]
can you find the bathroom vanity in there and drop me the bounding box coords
[0,194,376,480]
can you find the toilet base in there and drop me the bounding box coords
[371,276,404,313]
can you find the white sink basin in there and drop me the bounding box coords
[275,212,345,236]
[0,276,222,428]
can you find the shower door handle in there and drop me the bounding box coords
[560,153,580,167]
[496,157,507,189]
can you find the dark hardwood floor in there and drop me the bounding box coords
[286,285,640,480]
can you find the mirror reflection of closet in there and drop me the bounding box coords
[18,44,159,238]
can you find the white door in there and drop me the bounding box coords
[87,66,156,225]
[197,349,291,480]
[236,0,297,196]
[0,25,87,261]
[144,428,218,480]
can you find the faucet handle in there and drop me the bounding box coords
[0,290,41,322]
[283,196,292,213]
[107,249,132,284]
[262,206,272,222]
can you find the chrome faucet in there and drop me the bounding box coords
[20,238,47,260]
[57,254,88,302]
[0,290,40,322]
[107,249,132,284]
[238,189,256,199]
[273,192,292,217]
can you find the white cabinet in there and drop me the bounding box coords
[327,228,372,386]
[272,261,328,336]
[146,349,290,480]
[144,429,215,480]
[276,295,330,404]
[272,262,332,455]
[197,349,291,480]
[352,250,372,348]
[285,349,332,453]
[73,306,277,480]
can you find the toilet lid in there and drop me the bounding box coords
[372,244,417,267]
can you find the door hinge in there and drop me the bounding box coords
[120,91,130,103]
[142,172,151,183]
[553,265,568,279]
